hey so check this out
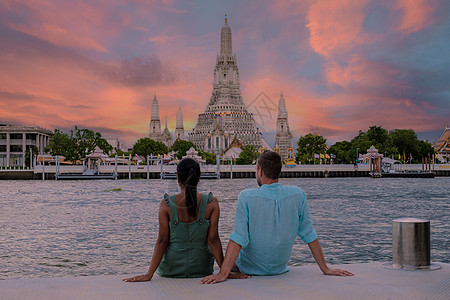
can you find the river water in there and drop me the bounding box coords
[0,177,448,279]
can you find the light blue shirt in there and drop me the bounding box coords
[229,183,317,275]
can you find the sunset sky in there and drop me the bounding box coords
[1,0,449,148]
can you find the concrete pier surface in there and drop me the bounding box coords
[1,262,448,300]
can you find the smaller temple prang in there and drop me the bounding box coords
[274,92,293,160]
[161,115,173,148]
[149,93,162,142]
[175,107,185,141]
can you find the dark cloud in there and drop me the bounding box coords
[68,105,95,110]
[0,91,93,111]
[100,56,178,86]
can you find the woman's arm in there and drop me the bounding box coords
[207,197,224,268]
[123,199,170,282]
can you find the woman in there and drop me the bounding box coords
[123,157,224,281]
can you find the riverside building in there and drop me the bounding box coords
[188,15,263,154]
[434,125,450,162]
[0,124,52,167]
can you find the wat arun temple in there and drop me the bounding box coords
[149,16,293,156]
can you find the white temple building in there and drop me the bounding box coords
[161,116,173,147]
[149,94,162,143]
[175,107,184,141]
[188,15,263,154]
[274,92,293,159]
[148,94,184,147]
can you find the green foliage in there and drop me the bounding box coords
[296,134,327,164]
[45,126,112,163]
[199,151,217,165]
[236,145,258,165]
[416,140,435,160]
[170,140,198,159]
[45,129,73,157]
[132,138,168,158]
[113,149,131,157]
[351,126,397,159]
[327,141,352,164]
[72,126,113,161]
[327,126,435,163]
[390,129,418,157]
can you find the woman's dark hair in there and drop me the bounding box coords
[177,158,201,218]
[257,151,282,179]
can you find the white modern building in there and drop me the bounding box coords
[0,124,52,167]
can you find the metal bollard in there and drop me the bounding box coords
[385,217,441,270]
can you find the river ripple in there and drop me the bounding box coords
[0,177,448,279]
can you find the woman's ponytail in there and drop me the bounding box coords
[177,158,201,218]
[185,168,198,218]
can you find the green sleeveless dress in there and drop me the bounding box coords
[157,192,214,278]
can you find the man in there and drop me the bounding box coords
[201,151,353,284]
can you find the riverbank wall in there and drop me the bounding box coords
[1,164,449,179]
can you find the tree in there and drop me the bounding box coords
[236,145,258,165]
[350,126,397,161]
[45,129,77,161]
[327,141,352,164]
[199,151,217,165]
[390,129,418,160]
[45,126,112,163]
[170,140,198,159]
[416,140,435,161]
[112,149,131,157]
[132,138,168,157]
[296,134,327,164]
[72,126,112,161]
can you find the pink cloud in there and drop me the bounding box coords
[325,55,402,88]
[392,0,435,36]
[306,0,371,58]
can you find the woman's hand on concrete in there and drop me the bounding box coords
[123,273,152,282]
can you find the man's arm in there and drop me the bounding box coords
[308,238,354,276]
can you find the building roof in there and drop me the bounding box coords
[0,124,52,135]
[434,126,450,154]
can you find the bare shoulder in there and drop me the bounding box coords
[209,196,219,207]
[159,198,170,211]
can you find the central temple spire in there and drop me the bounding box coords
[188,15,263,154]
[220,14,232,56]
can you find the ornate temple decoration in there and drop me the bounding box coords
[188,15,263,154]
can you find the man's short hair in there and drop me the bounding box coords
[257,151,282,179]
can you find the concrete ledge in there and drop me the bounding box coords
[1,262,448,300]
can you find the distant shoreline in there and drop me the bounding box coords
[1,164,449,180]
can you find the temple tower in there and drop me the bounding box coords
[175,107,185,140]
[161,116,173,147]
[274,92,293,159]
[149,93,162,142]
[188,14,263,153]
